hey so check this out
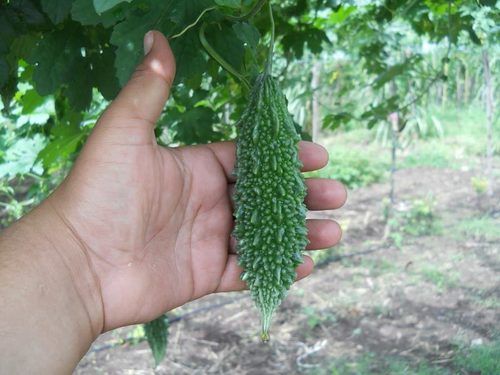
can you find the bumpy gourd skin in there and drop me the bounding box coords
[233,73,308,341]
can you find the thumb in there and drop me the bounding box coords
[100,31,176,131]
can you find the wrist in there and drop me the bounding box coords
[0,200,104,372]
[39,198,105,336]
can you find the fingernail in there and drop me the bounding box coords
[143,31,154,56]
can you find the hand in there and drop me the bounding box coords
[46,31,347,332]
[0,31,346,372]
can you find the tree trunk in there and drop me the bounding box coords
[311,60,321,143]
[441,63,448,108]
[482,49,495,197]
[456,63,463,106]
[389,115,398,206]
[464,63,470,104]
[388,81,399,206]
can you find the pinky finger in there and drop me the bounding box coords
[215,255,315,293]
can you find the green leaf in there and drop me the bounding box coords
[29,30,93,110]
[37,113,86,170]
[21,89,46,114]
[93,0,131,14]
[0,135,46,179]
[9,34,39,61]
[41,0,74,24]
[110,1,175,86]
[38,132,85,170]
[170,30,208,86]
[170,0,215,27]
[167,104,223,144]
[72,0,125,27]
[66,60,93,111]
[328,5,355,24]
[215,0,241,8]
[30,31,77,95]
[0,58,7,88]
[90,47,120,100]
[323,112,353,130]
[232,22,260,49]
[205,22,245,75]
[372,56,421,90]
[144,315,169,367]
[361,95,399,129]
[281,26,329,58]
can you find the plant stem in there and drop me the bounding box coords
[199,23,250,90]
[226,0,267,21]
[170,7,216,39]
[265,1,275,75]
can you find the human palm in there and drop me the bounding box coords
[47,32,346,332]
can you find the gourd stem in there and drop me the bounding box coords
[265,1,275,75]
[226,0,267,21]
[170,7,216,39]
[199,23,251,90]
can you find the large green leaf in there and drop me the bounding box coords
[281,25,329,58]
[169,0,215,27]
[41,0,74,24]
[169,106,222,144]
[215,0,241,8]
[90,47,120,100]
[37,111,86,170]
[72,0,126,27]
[110,1,175,86]
[93,0,131,14]
[205,22,245,75]
[29,31,77,95]
[29,30,93,110]
[0,58,7,88]
[232,21,260,50]
[170,30,208,86]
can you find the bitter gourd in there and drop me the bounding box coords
[233,72,308,341]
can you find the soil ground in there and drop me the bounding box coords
[76,165,499,374]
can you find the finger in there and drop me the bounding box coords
[206,141,329,182]
[298,141,329,172]
[306,219,342,250]
[99,31,176,133]
[215,255,315,293]
[305,178,347,210]
[228,178,346,212]
[229,219,341,254]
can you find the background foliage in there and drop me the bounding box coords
[0,0,498,227]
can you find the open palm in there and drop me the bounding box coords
[48,32,346,332]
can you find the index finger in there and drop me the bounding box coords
[205,140,329,182]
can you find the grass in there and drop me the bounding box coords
[319,104,498,174]
[311,340,500,374]
[453,339,500,374]
[359,258,398,276]
[302,306,337,330]
[452,216,500,242]
[418,265,459,291]
[316,353,449,375]
[471,295,500,309]
[308,145,388,189]
[309,247,339,266]
[401,141,455,169]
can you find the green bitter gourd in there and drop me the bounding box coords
[233,72,308,341]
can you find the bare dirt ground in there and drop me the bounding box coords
[76,166,499,374]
